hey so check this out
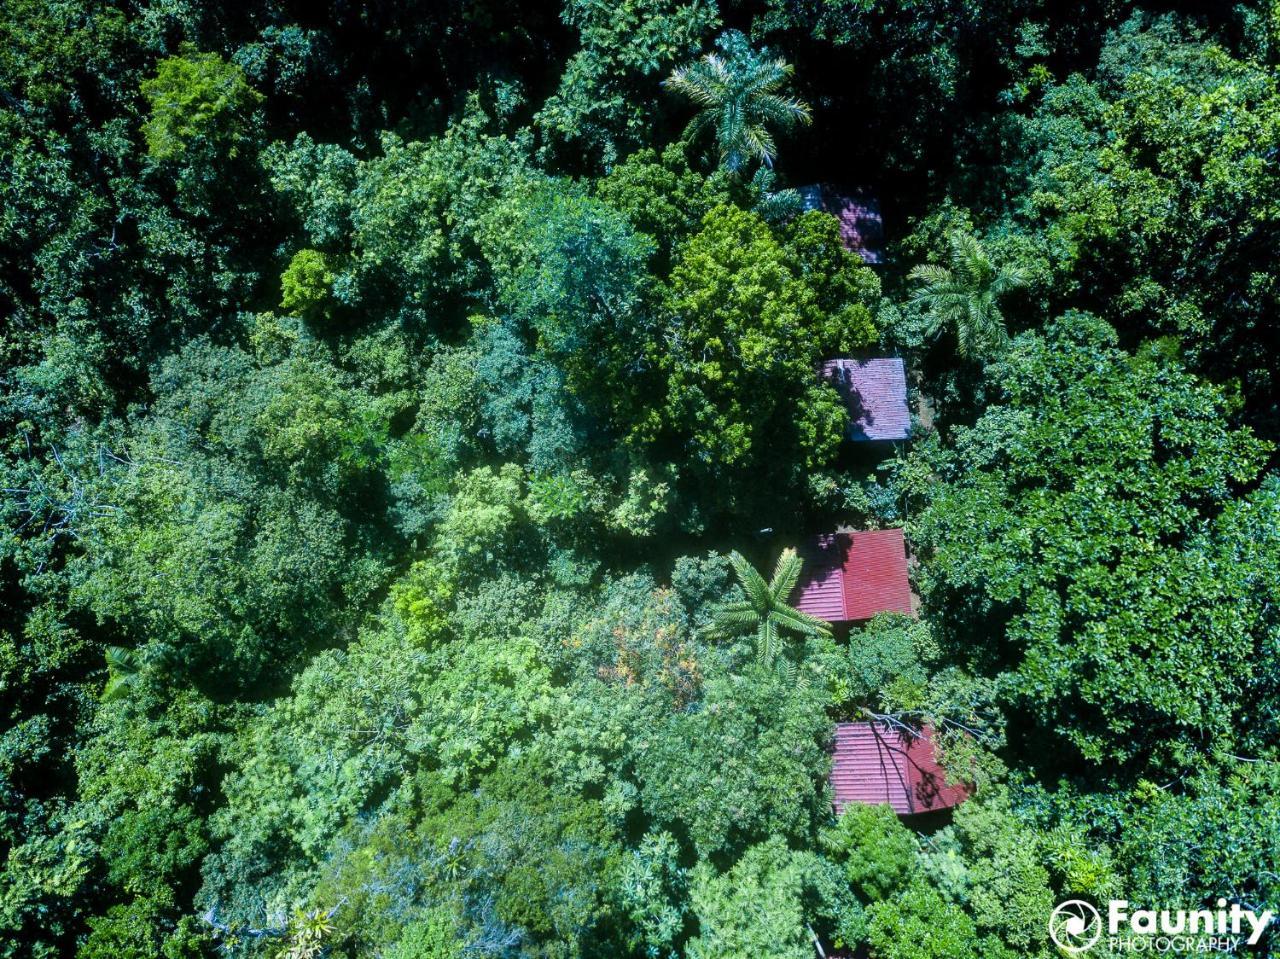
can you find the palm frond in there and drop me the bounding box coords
[763,56,794,79]
[102,645,142,702]
[756,93,812,128]
[757,617,779,665]
[739,123,776,166]
[768,548,804,601]
[907,264,953,288]
[727,550,770,609]
[706,606,762,639]
[665,62,725,109]
[991,264,1031,297]
[948,232,987,274]
[771,604,833,639]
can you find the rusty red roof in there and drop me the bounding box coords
[831,722,969,816]
[797,185,884,264]
[822,358,910,442]
[793,529,913,623]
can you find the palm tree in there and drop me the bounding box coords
[665,30,812,173]
[908,233,1030,360]
[102,645,142,701]
[707,548,832,665]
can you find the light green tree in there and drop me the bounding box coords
[140,47,262,163]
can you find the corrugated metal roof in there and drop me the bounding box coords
[792,529,913,623]
[794,534,847,622]
[843,528,913,621]
[822,358,911,442]
[831,722,969,816]
[797,184,884,264]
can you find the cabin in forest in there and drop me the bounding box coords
[796,184,884,264]
[830,721,969,816]
[792,528,913,624]
[821,358,910,443]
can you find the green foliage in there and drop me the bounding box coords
[843,614,934,708]
[79,897,210,959]
[640,202,878,516]
[948,790,1056,951]
[0,813,93,957]
[538,0,719,166]
[4,3,1279,956]
[633,662,833,861]
[994,15,1280,428]
[686,838,855,959]
[595,142,736,265]
[266,101,536,324]
[67,689,224,959]
[865,880,1006,959]
[618,831,688,955]
[279,249,334,321]
[67,345,385,687]
[141,48,263,163]
[489,186,652,353]
[435,464,527,576]
[380,911,463,959]
[822,804,918,901]
[913,313,1273,771]
[483,183,654,415]
[1048,765,1280,914]
[0,1,130,115]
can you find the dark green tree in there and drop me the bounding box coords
[911,313,1274,772]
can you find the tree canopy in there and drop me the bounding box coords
[3,2,1279,958]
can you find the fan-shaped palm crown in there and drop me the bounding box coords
[102,645,143,702]
[665,30,812,173]
[908,232,1030,360]
[707,548,832,665]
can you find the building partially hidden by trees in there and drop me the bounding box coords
[797,185,884,263]
[792,529,913,623]
[822,357,911,442]
[830,722,969,816]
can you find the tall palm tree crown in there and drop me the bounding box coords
[908,232,1031,360]
[707,548,832,665]
[665,30,812,173]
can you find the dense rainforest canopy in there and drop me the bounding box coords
[3,1,1280,957]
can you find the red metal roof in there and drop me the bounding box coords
[821,358,911,442]
[797,185,884,264]
[830,722,969,816]
[792,529,913,623]
[795,534,847,622]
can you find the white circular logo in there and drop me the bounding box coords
[1049,900,1103,953]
